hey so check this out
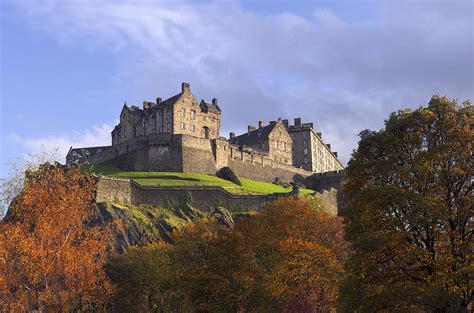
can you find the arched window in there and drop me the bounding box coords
[203,126,210,139]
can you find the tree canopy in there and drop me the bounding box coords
[0,163,112,311]
[106,197,348,312]
[340,96,473,312]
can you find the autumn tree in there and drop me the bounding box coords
[0,163,112,311]
[0,149,59,218]
[238,197,348,312]
[105,197,347,312]
[171,197,347,312]
[168,218,257,312]
[105,243,173,312]
[340,96,473,312]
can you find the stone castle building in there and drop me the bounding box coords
[67,82,343,183]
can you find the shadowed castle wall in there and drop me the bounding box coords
[84,134,314,184]
[96,177,299,212]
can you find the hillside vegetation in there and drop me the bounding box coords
[87,164,315,196]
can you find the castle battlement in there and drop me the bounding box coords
[67,82,344,184]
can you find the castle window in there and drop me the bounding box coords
[191,110,196,120]
[304,157,308,163]
[181,108,186,117]
[304,148,308,155]
[303,140,307,147]
[191,124,195,132]
[181,122,186,130]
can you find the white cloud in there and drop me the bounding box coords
[9,0,474,165]
[6,123,115,163]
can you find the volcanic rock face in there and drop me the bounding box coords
[95,202,239,254]
[216,167,242,186]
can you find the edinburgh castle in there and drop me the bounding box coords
[66,82,343,184]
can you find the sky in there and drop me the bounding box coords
[0,0,473,178]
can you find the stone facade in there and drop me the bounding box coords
[111,82,221,146]
[284,118,344,172]
[229,120,293,165]
[67,82,344,184]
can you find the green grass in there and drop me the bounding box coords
[88,164,314,196]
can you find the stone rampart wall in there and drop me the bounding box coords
[86,134,314,184]
[96,177,295,212]
[95,177,344,214]
[225,144,311,183]
[304,170,346,192]
[96,177,132,204]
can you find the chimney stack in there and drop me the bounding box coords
[258,120,265,129]
[156,97,162,104]
[248,125,256,134]
[212,98,217,105]
[181,82,190,92]
[282,119,289,128]
[229,132,235,139]
[294,117,302,128]
[269,120,276,125]
[143,101,151,110]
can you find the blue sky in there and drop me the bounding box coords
[1,0,473,178]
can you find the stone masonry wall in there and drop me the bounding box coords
[96,177,343,214]
[85,133,314,184]
[181,135,217,174]
[224,144,311,183]
[96,177,132,204]
[96,177,295,212]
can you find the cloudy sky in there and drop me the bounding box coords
[1,0,472,177]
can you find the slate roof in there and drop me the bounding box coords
[67,146,111,158]
[124,93,183,116]
[229,123,277,146]
[200,100,221,113]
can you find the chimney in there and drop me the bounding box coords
[248,125,256,133]
[156,97,162,104]
[212,98,217,105]
[294,118,302,128]
[181,82,190,92]
[303,122,314,129]
[269,120,276,125]
[258,120,265,129]
[143,101,152,110]
[229,132,235,139]
[282,119,289,128]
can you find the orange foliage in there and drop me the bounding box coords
[239,197,348,312]
[0,163,112,311]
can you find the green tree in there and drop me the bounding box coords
[340,96,473,312]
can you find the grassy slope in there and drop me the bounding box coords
[88,164,314,196]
